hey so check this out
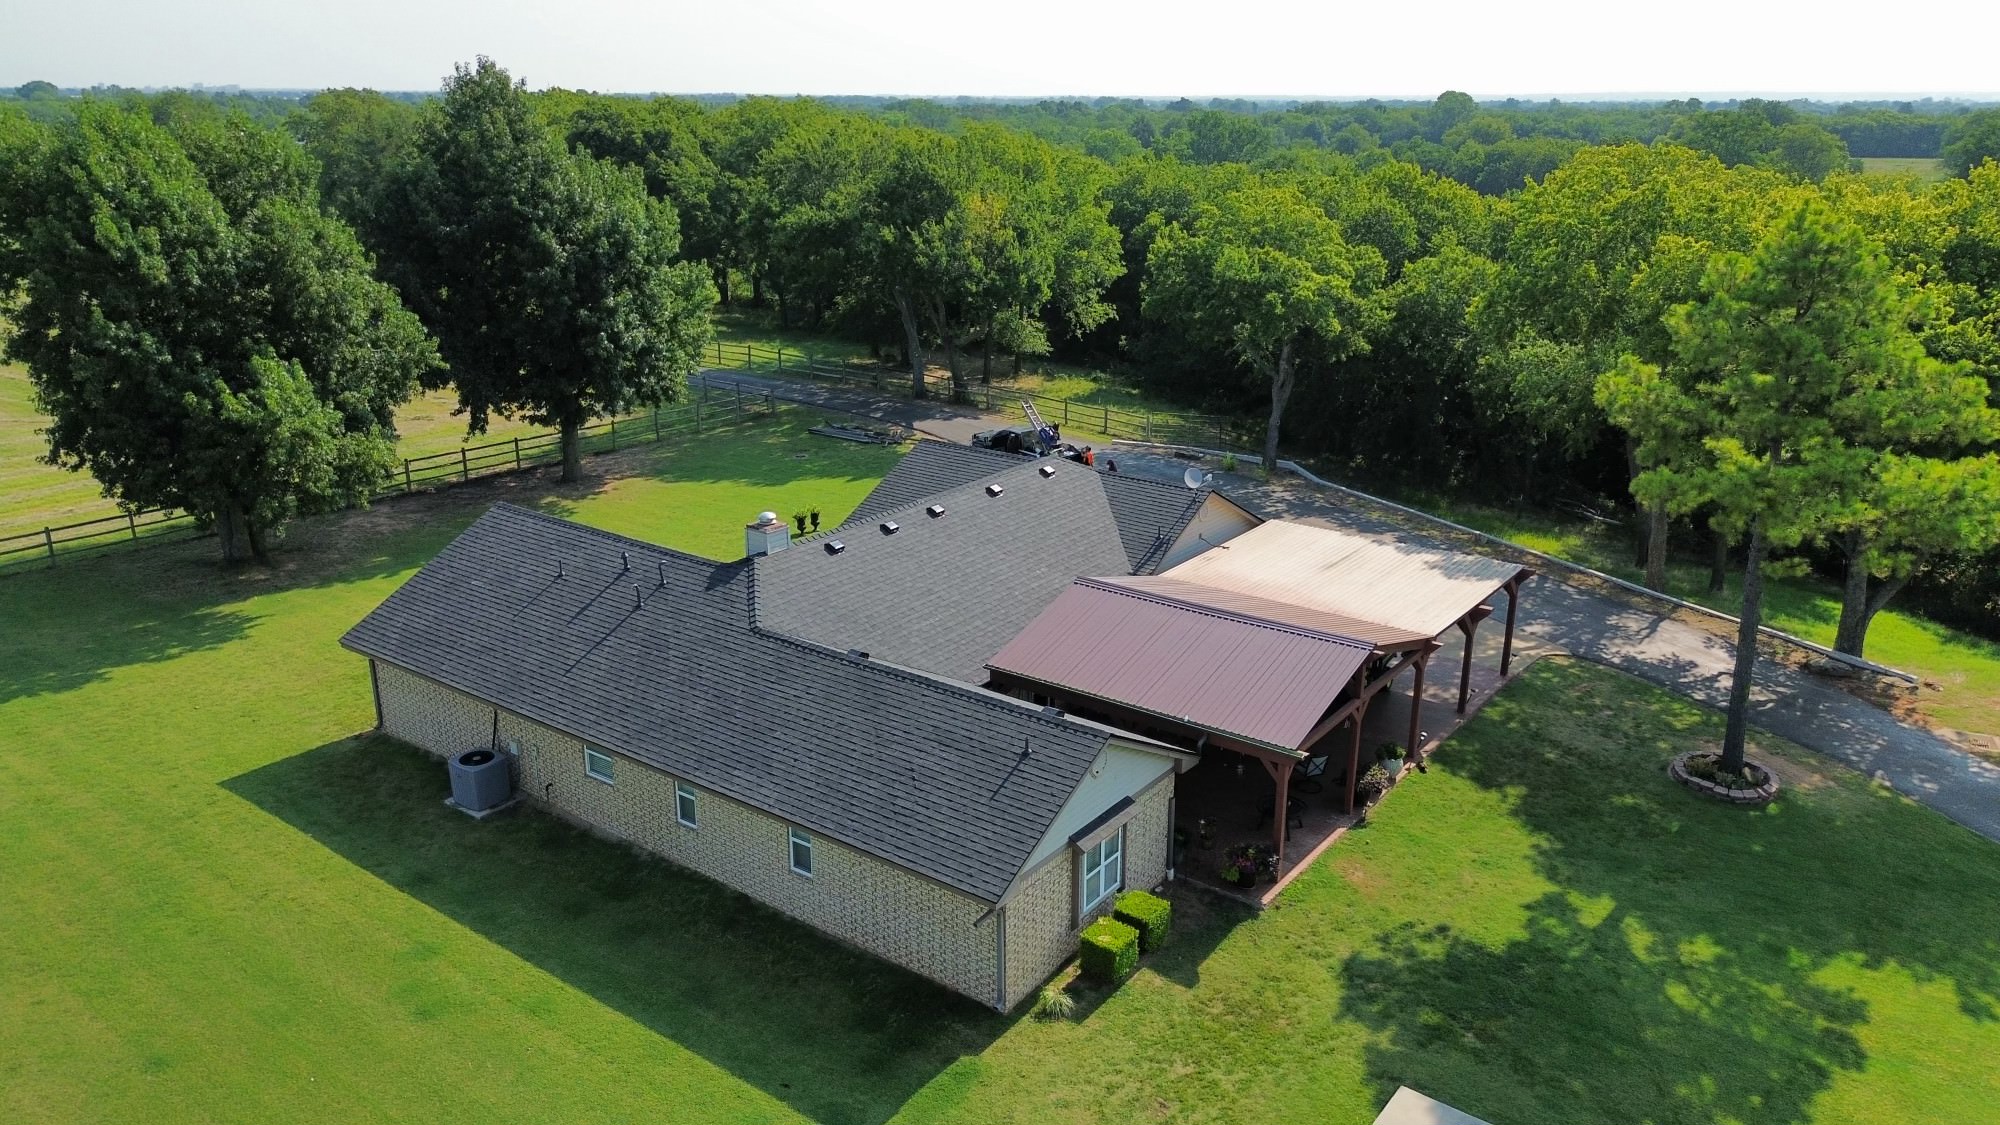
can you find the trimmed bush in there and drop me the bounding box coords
[1079,916,1140,983]
[1113,889,1172,952]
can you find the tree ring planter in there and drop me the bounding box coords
[1669,751,1779,806]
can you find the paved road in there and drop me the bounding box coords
[707,368,2000,844]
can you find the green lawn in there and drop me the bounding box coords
[4,413,1998,1124]
[1858,157,1948,182]
[1375,486,2000,735]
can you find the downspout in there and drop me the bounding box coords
[368,660,384,731]
[994,904,1008,1012]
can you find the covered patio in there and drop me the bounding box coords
[983,519,1536,901]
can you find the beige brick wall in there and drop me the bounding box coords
[374,660,1003,1007]
[999,774,1173,1009]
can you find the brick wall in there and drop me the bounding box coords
[998,773,1173,1009]
[374,660,1003,1007]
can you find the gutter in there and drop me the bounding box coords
[1112,440,1922,686]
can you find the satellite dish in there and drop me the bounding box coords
[1183,466,1214,490]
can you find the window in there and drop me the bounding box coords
[675,782,698,828]
[1081,829,1123,911]
[789,828,814,877]
[583,745,615,784]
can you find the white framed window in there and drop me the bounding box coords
[675,782,698,828]
[789,828,814,877]
[1081,828,1123,912]
[583,745,615,784]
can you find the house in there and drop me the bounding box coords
[342,442,1526,1009]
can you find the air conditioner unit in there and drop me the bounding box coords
[448,748,513,814]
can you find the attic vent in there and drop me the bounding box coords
[846,648,870,660]
[985,483,1005,497]
[824,539,846,555]
[926,504,946,519]
[879,520,900,535]
[1038,464,1056,478]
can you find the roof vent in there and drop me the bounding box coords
[985,483,1005,497]
[926,504,946,519]
[824,539,846,555]
[846,648,870,660]
[1038,464,1056,478]
[1041,705,1065,718]
[879,520,900,535]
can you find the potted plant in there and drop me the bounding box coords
[1357,764,1394,807]
[792,511,809,534]
[1378,741,1408,778]
[1221,844,1265,888]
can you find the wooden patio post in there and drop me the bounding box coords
[1345,695,1372,814]
[1272,761,1290,860]
[1407,652,1428,759]
[1501,573,1532,676]
[1455,605,1495,714]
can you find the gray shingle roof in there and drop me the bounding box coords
[844,440,1027,526]
[341,503,1115,903]
[755,458,1134,683]
[847,440,1232,574]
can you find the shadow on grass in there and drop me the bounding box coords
[1337,659,2000,1125]
[223,735,1011,1125]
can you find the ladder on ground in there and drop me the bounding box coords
[1021,400,1060,453]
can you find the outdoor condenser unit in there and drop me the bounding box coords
[448,748,513,813]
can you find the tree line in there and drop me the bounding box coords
[2,67,1996,678]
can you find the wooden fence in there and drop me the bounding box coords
[0,379,782,574]
[699,340,1259,449]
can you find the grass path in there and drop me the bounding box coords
[4,415,1998,1124]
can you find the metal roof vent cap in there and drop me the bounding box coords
[880,520,900,534]
[926,504,946,519]
[985,483,1005,497]
[1038,464,1056,478]
[824,539,846,555]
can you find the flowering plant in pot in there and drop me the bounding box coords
[1357,764,1394,806]
[1222,843,1276,886]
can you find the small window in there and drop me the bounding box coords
[583,745,615,784]
[675,782,698,828]
[789,828,814,877]
[1081,829,1123,912]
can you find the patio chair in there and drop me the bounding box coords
[1292,753,1330,794]
[1256,794,1305,830]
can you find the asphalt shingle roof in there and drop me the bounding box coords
[341,503,1115,903]
[845,440,1026,526]
[846,440,1230,574]
[756,458,1134,683]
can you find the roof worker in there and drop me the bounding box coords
[1081,446,1095,467]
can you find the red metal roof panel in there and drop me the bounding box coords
[985,578,1373,752]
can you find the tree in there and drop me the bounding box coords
[382,60,715,481]
[1943,109,2000,178]
[1596,199,1967,769]
[1144,184,1385,471]
[0,103,435,563]
[291,88,420,247]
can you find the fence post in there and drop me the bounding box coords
[653,408,661,442]
[1063,400,1070,427]
[43,526,55,564]
[513,437,522,469]
[1145,413,1153,442]
[460,447,470,481]
[128,513,139,542]
[610,418,618,451]
[1104,404,1110,433]
[403,460,413,493]
[746,343,753,367]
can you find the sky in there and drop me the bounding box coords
[4,0,1999,99]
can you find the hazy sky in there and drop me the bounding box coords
[5,0,1998,98]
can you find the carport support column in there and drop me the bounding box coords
[1501,572,1533,676]
[1407,649,1430,761]
[1345,693,1372,814]
[1258,756,1293,863]
[1455,604,1495,714]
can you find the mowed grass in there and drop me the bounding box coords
[5,409,1999,1124]
[1380,487,2000,735]
[1858,156,1949,182]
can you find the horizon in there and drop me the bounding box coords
[6,0,1998,102]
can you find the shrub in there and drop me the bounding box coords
[1220,452,1239,473]
[1113,889,1172,952]
[1030,982,1076,1021]
[1079,916,1140,983]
